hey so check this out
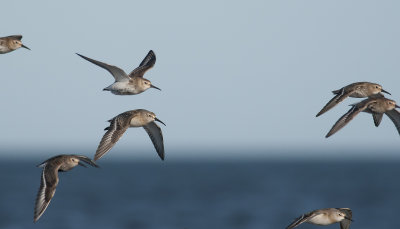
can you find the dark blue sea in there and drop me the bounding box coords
[1,157,399,229]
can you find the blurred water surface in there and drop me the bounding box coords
[0,157,399,229]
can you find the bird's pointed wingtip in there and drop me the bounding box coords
[36,162,46,168]
[90,162,100,168]
[33,214,40,223]
[316,109,325,117]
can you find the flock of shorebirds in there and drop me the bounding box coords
[2,34,400,228]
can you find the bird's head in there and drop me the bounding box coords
[370,83,390,95]
[10,39,30,50]
[336,211,352,222]
[385,99,399,110]
[68,157,81,167]
[141,78,161,92]
[143,111,166,126]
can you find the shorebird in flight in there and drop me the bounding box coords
[286,208,352,229]
[316,82,390,117]
[95,109,165,161]
[0,35,30,54]
[34,154,98,222]
[326,96,400,137]
[76,50,160,95]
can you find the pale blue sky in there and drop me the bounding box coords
[1,0,400,159]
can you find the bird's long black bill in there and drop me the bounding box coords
[345,216,353,222]
[150,84,161,91]
[78,161,87,168]
[21,44,31,50]
[155,118,166,126]
[381,89,391,95]
[77,156,100,168]
[395,104,400,109]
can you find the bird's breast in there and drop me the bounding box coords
[109,82,141,95]
[0,46,11,54]
[130,117,147,127]
[59,165,74,171]
[349,90,369,98]
[368,104,387,113]
[308,215,336,225]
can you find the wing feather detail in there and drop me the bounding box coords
[143,121,165,160]
[326,100,372,137]
[286,212,316,229]
[339,208,352,229]
[316,88,352,117]
[385,109,400,136]
[76,53,129,82]
[94,112,134,160]
[129,50,156,78]
[34,165,58,222]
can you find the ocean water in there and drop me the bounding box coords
[0,158,399,229]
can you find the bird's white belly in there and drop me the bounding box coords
[0,46,10,54]
[130,118,145,127]
[109,82,139,95]
[309,215,334,225]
